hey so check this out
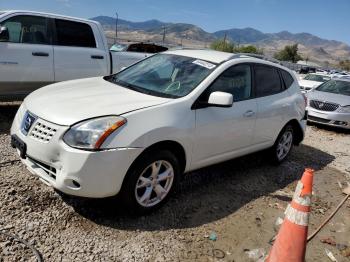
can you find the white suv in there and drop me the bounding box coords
[11,50,306,214]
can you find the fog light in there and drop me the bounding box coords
[64,179,81,189]
[72,180,81,188]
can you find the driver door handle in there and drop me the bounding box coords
[243,110,255,117]
[32,52,49,57]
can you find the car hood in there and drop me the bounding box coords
[298,79,322,88]
[307,90,350,106]
[25,77,171,125]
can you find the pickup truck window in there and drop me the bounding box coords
[54,19,96,48]
[0,15,49,44]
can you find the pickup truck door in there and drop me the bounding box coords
[52,19,109,82]
[191,64,257,170]
[0,15,54,97]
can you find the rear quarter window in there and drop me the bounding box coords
[254,64,283,97]
[280,69,294,89]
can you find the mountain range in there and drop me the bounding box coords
[92,16,350,65]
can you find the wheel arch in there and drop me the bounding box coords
[125,140,187,179]
[140,140,187,172]
[284,119,304,145]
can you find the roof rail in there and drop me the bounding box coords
[228,53,283,65]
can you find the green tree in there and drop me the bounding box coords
[339,60,350,71]
[210,39,235,53]
[234,45,263,55]
[210,40,263,55]
[274,44,303,63]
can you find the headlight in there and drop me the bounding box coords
[63,116,127,150]
[338,106,350,113]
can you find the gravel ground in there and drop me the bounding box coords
[0,103,350,262]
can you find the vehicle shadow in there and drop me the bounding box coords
[0,103,20,134]
[62,143,335,231]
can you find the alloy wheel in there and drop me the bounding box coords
[276,130,293,161]
[135,160,174,207]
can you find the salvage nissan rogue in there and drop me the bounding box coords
[11,50,306,214]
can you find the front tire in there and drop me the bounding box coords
[270,125,294,164]
[120,150,180,215]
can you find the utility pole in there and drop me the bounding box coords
[223,33,227,50]
[115,12,119,43]
[162,26,166,44]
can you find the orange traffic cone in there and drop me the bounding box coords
[266,168,314,262]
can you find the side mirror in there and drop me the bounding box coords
[0,26,9,42]
[208,91,233,107]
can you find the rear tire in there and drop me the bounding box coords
[120,150,180,215]
[270,125,294,164]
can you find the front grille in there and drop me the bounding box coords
[309,100,339,112]
[308,115,331,124]
[29,120,57,143]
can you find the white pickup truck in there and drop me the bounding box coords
[0,10,154,100]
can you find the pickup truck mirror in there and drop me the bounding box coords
[208,91,233,107]
[0,26,9,42]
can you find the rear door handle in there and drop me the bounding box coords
[243,110,255,117]
[91,55,104,59]
[32,52,49,57]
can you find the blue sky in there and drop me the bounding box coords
[1,0,349,44]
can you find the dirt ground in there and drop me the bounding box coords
[0,103,349,262]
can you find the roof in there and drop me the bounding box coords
[0,10,99,25]
[164,49,234,64]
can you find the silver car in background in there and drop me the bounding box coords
[306,79,350,129]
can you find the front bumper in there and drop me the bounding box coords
[10,105,143,198]
[306,107,350,129]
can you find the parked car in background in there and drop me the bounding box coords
[110,42,168,53]
[330,71,350,79]
[299,66,316,74]
[334,75,350,80]
[10,50,306,214]
[306,78,350,129]
[298,73,331,93]
[0,10,151,100]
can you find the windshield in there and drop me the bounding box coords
[304,74,330,82]
[316,80,350,96]
[110,43,127,52]
[107,54,216,98]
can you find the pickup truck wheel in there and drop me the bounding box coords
[271,125,294,164]
[120,150,180,215]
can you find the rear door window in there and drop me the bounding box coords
[54,19,96,48]
[254,65,283,97]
